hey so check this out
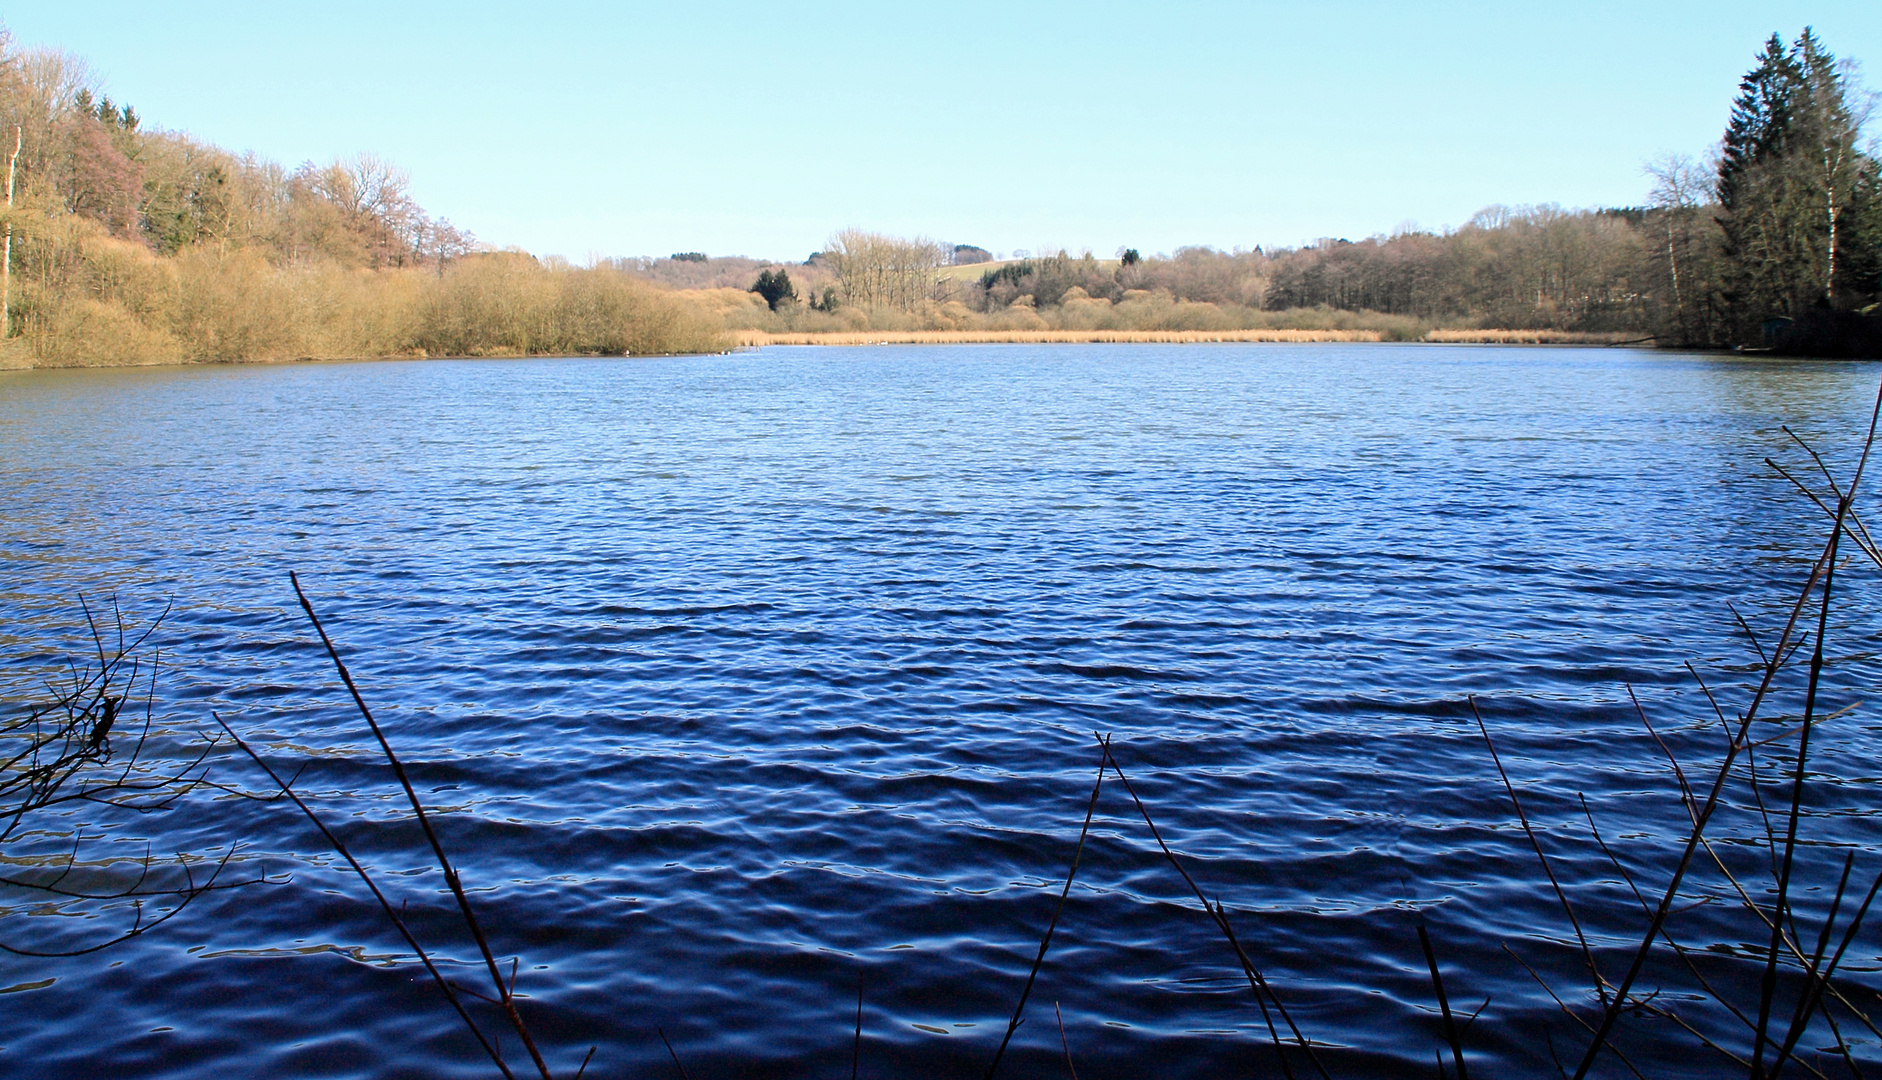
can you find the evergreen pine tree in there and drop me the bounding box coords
[1717,34,1804,341]
[1717,29,1878,343]
[750,269,798,311]
[1793,30,1865,304]
[1718,36,1795,209]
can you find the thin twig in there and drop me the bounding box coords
[657,1027,691,1080]
[1815,999,1863,1080]
[0,844,237,957]
[1581,794,1763,1038]
[1098,740,1329,1080]
[1472,698,1610,1005]
[1782,425,1882,565]
[983,735,1109,1080]
[1419,923,1470,1080]
[1637,999,1758,1071]
[291,572,553,1080]
[1753,481,1848,1079]
[1775,853,1857,1071]
[1214,899,1300,1080]
[1729,602,1771,669]
[1629,685,1694,815]
[1055,1001,1080,1080]
[1502,945,1646,1080]
[1570,459,1859,1080]
[212,712,515,1080]
[1767,454,1882,570]
[1770,866,1882,1080]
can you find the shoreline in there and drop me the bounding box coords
[736,328,1646,347]
[0,331,1690,373]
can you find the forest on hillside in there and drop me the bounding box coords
[1252,29,1882,352]
[0,32,727,366]
[0,27,1877,366]
[641,31,1882,354]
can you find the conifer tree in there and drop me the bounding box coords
[1716,29,1878,342]
[1792,31,1866,303]
[750,268,797,310]
[1717,34,1804,339]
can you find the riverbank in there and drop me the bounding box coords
[0,329,1653,370]
[736,328,1644,347]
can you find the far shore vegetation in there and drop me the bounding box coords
[1,26,1878,369]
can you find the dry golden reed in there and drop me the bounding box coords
[736,328,1642,347]
[1421,329,1642,345]
[736,329,1388,346]
[10,215,732,368]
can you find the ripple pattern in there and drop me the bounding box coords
[2,345,1881,1078]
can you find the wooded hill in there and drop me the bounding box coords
[1,27,1876,367]
[0,33,727,366]
[652,31,1882,355]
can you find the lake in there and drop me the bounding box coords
[2,344,1880,1078]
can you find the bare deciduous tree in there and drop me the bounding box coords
[826,229,945,312]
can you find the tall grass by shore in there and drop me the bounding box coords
[735,328,1642,347]
[693,287,1646,347]
[738,328,1390,346]
[689,287,1450,340]
[1,214,731,370]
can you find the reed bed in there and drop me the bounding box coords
[1421,330,1648,345]
[736,329,1387,347]
[737,329,1648,348]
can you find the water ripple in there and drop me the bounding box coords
[2,345,1880,1077]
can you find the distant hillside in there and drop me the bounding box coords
[2,25,1876,366]
[0,31,728,367]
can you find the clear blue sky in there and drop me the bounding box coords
[6,2,1878,262]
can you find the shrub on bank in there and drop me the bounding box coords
[6,216,732,367]
[691,281,1437,341]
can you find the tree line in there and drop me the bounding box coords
[4,49,474,272]
[1,25,1874,364]
[707,29,1875,352]
[0,33,725,366]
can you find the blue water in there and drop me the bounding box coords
[2,344,1880,1078]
